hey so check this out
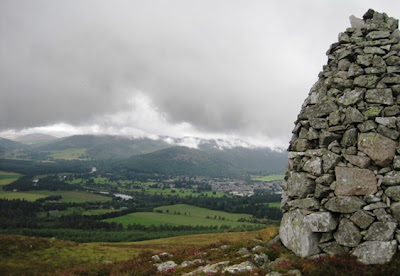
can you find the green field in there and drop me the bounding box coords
[0,190,111,203]
[82,209,120,215]
[49,148,88,160]
[154,204,252,221]
[252,174,284,182]
[105,204,259,228]
[267,202,281,208]
[0,172,23,186]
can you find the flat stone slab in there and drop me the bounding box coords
[334,167,377,196]
[352,241,397,264]
[358,133,396,167]
[324,196,366,213]
[280,209,321,257]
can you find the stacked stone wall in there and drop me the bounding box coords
[280,9,400,265]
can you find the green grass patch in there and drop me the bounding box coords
[105,205,260,229]
[106,212,259,228]
[0,190,111,203]
[0,171,23,186]
[49,148,88,160]
[252,174,284,182]
[266,202,281,209]
[154,204,252,221]
[82,209,120,215]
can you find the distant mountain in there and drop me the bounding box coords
[116,146,243,178]
[38,135,172,159]
[0,138,32,159]
[13,133,58,145]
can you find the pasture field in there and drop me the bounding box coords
[105,204,260,228]
[82,209,120,215]
[49,148,88,160]
[251,174,284,182]
[154,204,252,221]
[106,212,259,228]
[0,171,22,186]
[0,190,111,203]
[267,202,281,208]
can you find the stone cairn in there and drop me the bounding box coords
[280,9,400,265]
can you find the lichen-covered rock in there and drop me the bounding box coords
[222,261,256,274]
[319,242,347,255]
[280,209,321,257]
[386,186,400,201]
[352,240,397,264]
[364,222,397,241]
[324,196,366,213]
[350,210,375,229]
[304,212,337,232]
[333,218,362,247]
[286,172,315,198]
[156,261,177,272]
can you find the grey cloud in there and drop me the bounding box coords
[1,0,399,143]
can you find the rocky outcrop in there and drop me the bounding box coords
[280,9,400,264]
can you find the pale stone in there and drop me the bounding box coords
[222,261,255,274]
[386,186,400,201]
[322,152,341,172]
[364,222,397,241]
[287,172,316,198]
[358,132,396,167]
[390,202,400,223]
[280,209,321,257]
[304,212,337,232]
[334,167,377,196]
[333,218,361,247]
[350,210,375,229]
[352,240,397,264]
[156,261,177,272]
[383,171,400,186]
[287,198,320,210]
[324,196,366,213]
[365,89,393,105]
[337,89,364,106]
[303,157,322,176]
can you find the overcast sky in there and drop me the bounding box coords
[1,1,399,148]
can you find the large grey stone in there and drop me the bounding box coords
[366,30,391,40]
[341,128,358,147]
[291,138,310,152]
[365,88,393,105]
[280,209,321,257]
[303,157,322,176]
[390,202,400,223]
[319,131,342,147]
[358,132,396,167]
[300,101,337,119]
[156,261,177,272]
[350,210,375,229]
[337,89,365,106]
[287,198,320,210]
[364,222,397,241]
[353,75,378,88]
[304,212,337,232]
[344,107,364,124]
[287,172,316,198]
[386,186,400,201]
[382,171,400,186]
[334,167,377,196]
[322,152,341,172]
[333,218,361,247]
[352,241,397,264]
[319,242,347,255]
[324,196,366,213]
